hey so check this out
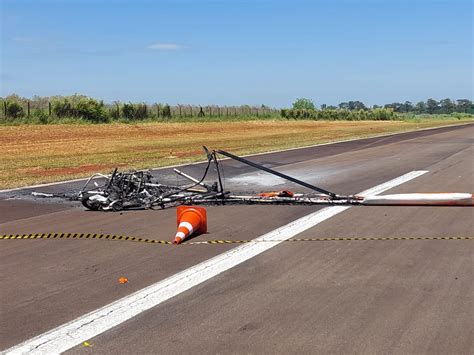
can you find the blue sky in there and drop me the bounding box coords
[1,0,472,107]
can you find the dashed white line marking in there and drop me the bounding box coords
[3,171,428,354]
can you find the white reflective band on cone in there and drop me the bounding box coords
[175,231,186,240]
[363,193,474,206]
[178,221,194,234]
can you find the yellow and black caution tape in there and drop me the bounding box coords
[201,236,474,244]
[0,233,173,244]
[0,233,473,245]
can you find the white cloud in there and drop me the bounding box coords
[146,43,184,50]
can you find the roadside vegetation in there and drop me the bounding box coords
[1,94,472,125]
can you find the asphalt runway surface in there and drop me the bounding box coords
[1,124,473,354]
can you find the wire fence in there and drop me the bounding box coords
[0,98,281,121]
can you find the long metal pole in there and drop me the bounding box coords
[217,149,337,198]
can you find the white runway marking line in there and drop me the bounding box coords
[4,170,428,354]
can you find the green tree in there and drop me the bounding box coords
[134,103,148,119]
[110,101,121,120]
[347,100,367,110]
[414,101,426,113]
[292,98,316,110]
[162,104,171,118]
[439,98,455,113]
[401,101,414,113]
[52,98,74,117]
[75,98,108,122]
[6,101,24,118]
[122,103,135,119]
[455,99,472,113]
[384,102,403,112]
[426,98,439,114]
[338,102,349,110]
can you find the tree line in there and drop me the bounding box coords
[298,98,473,114]
[282,97,473,121]
[1,94,472,124]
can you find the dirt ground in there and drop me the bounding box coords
[1,119,471,189]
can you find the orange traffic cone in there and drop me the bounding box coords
[174,206,207,244]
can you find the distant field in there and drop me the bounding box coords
[1,118,472,189]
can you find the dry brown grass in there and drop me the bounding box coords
[1,119,471,189]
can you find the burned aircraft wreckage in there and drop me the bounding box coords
[32,147,474,209]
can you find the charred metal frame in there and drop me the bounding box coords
[32,147,363,211]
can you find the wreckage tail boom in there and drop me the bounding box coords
[362,193,474,206]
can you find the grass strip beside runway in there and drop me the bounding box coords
[1,119,472,189]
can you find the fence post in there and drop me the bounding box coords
[27,101,30,117]
[209,106,212,117]
[48,102,52,116]
[190,106,193,117]
[179,105,182,118]
[4,101,7,117]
